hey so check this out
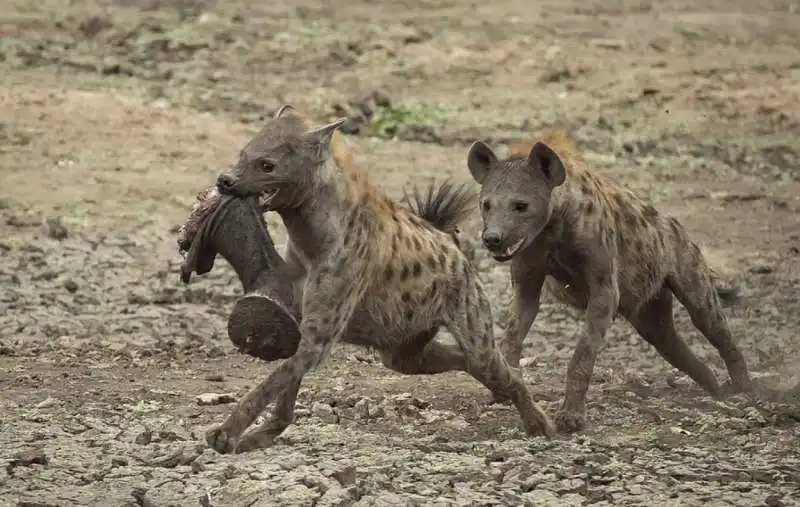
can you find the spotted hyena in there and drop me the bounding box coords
[204,106,555,454]
[465,129,754,433]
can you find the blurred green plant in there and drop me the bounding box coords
[370,102,446,139]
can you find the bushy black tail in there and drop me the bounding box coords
[403,180,477,234]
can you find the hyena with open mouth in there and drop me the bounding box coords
[465,129,754,433]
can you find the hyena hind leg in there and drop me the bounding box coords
[629,288,721,396]
[667,243,753,394]
[445,284,555,438]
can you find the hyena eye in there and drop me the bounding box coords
[512,201,529,212]
[482,200,491,212]
[259,160,275,173]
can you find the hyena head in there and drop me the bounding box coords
[216,105,346,211]
[466,139,566,262]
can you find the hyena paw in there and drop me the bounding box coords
[555,407,586,434]
[205,424,238,454]
[234,425,284,454]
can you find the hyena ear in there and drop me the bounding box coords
[303,118,347,160]
[274,104,295,119]
[528,141,566,187]
[466,140,498,185]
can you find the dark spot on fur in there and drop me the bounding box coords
[583,200,595,215]
[401,265,410,281]
[412,262,422,277]
[430,280,438,293]
[624,210,639,228]
[401,292,411,302]
[438,251,448,267]
[613,207,625,224]
[427,255,437,269]
[643,205,659,220]
[668,216,682,236]
[404,309,414,321]
[385,265,394,281]
[449,257,459,273]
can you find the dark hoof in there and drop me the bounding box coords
[228,294,301,362]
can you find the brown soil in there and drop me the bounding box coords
[1,0,799,505]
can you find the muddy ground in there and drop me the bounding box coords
[1,0,799,505]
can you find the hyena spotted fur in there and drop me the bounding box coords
[466,129,754,433]
[207,106,555,454]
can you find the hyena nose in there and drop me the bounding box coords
[216,173,236,192]
[482,232,503,250]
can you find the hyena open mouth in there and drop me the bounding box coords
[492,237,527,263]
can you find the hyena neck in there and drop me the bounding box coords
[278,163,358,265]
[540,183,582,246]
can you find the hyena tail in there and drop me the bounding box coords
[403,180,477,234]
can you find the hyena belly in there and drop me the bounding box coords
[341,310,413,349]
[614,226,676,318]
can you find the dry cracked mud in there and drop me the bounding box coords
[1,0,799,506]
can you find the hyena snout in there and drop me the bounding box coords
[482,231,504,250]
[216,173,237,193]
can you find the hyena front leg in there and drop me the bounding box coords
[497,257,547,369]
[556,264,619,434]
[233,378,301,453]
[446,277,555,438]
[206,260,367,454]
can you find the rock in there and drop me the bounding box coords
[329,465,357,486]
[35,397,57,409]
[196,392,237,406]
[45,216,68,240]
[63,279,79,293]
[7,448,48,474]
[134,429,152,445]
[765,494,787,507]
[521,489,560,505]
[312,401,339,424]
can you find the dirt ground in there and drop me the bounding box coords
[1,0,799,505]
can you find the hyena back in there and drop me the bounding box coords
[206,106,555,453]
[466,129,753,433]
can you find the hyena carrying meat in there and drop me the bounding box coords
[466,129,754,433]
[205,106,555,453]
